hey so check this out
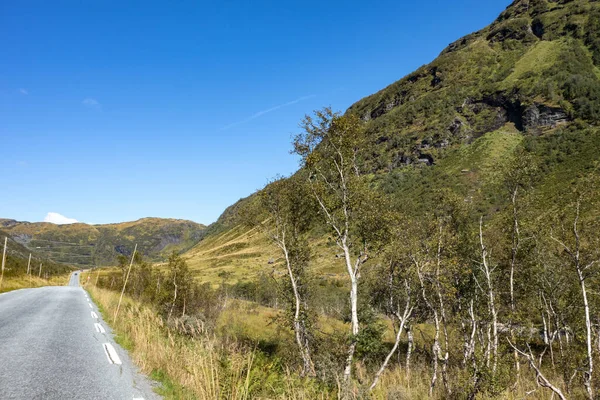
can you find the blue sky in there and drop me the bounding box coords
[1,0,508,225]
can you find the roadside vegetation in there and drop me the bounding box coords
[0,274,73,294]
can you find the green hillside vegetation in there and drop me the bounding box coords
[89,0,600,398]
[0,229,75,292]
[0,217,206,267]
[193,0,600,257]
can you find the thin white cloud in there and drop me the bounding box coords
[18,88,28,95]
[220,94,316,131]
[44,212,79,225]
[82,98,102,110]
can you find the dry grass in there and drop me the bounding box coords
[183,224,346,286]
[86,284,572,399]
[86,285,335,399]
[0,273,72,293]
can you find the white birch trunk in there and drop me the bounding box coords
[479,217,498,375]
[280,240,314,376]
[369,295,413,391]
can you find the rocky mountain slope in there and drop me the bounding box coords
[0,218,206,267]
[183,0,600,283]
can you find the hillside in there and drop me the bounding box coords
[0,228,74,278]
[84,1,600,397]
[0,217,206,267]
[184,0,600,283]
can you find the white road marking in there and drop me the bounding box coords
[91,311,98,319]
[88,303,93,308]
[103,343,122,365]
[94,323,106,333]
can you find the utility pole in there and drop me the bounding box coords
[114,244,137,323]
[0,237,7,290]
[26,253,32,275]
[38,263,42,278]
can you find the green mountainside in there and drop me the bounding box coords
[82,2,600,397]
[0,228,74,278]
[0,217,206,267]
[186,0,600,283]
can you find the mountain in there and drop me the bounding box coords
[183,0,600,283]
[0,218,206,267]
[0,228,74,277]
[348,0,599,171]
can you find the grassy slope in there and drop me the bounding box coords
[184,0,600,285]
[185,124,525,284]
[1,218,206,267]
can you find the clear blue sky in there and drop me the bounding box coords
[1,0,508,225]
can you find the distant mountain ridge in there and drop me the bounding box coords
[0,217,206,267]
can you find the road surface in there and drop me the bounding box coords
[0,272,160,399]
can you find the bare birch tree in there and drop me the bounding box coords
[508,340,567,400]
[477,217,499,376]
[368,251,415,391]
[551,198,598,400]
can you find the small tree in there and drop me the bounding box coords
[163,252,194,320]
[550,196,600,400]
[255,175,316,376]
[367,234,416,391]
[293,108,389,388]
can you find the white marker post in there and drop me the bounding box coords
[0,237,7,290]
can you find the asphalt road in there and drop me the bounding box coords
[0,272,160,400]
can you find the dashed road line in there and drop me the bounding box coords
[103,343,122,365]
[91,311,98,319]
[88,303,93,309]
[94,323,106,334]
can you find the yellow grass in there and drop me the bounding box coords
[86,285,334,399]
[183,224,346,286]
[86,283,571,399]
[0,273,72,294]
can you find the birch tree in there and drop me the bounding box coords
[550,197,599,400]
[477,217,499,376]
[409,219,453,396]
[367,241,416,391]
[293,108,387,387]
[256,176,315,376]
[502,149,537,380]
